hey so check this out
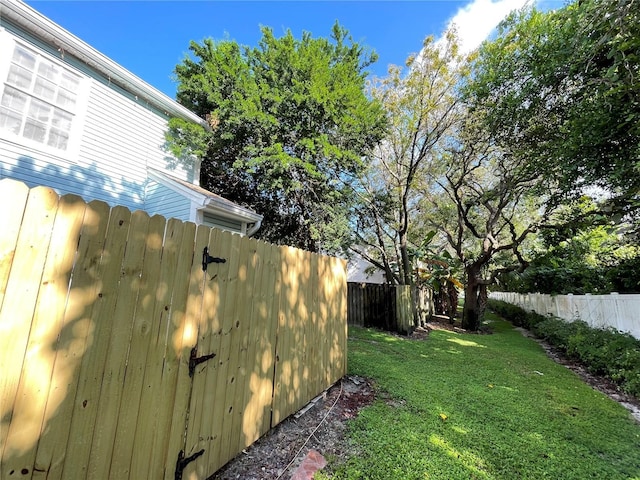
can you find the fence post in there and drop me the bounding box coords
[610,293,621,332]
[395,286,412,335]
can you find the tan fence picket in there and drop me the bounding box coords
[256,241,281,437]
[38,199,112,480]
[329,256,348,383]
[159,220,200,478]
[62,205,132,478]
[0,180,347,479]
[0,179,29,313]
[239,240,276,447]
[129,217,186,479]
[88,209,151,477]
[184,226,220,477]
[1,186,60,479]
[272,245,298,425]
[109,213,167,479]
[227,234,258,462]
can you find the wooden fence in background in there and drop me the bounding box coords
[347,283,414,334]
[0,179,347,480]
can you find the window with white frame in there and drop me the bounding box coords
[0,43,80,151]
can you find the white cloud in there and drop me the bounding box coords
[446,0,533,53]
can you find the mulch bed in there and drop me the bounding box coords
[210,375,375,479]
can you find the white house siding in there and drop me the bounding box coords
[74,78,192,211]
[0,27,111,204]
[144,180,192,221]
[347,255,386,284]
[0,20,197,219]
[0,141,111,203]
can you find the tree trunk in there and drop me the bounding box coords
[447,282,459,324]
[399,231,420,330]
[462,266,481,331]
[478,283,488,323]
[399,232,412,286]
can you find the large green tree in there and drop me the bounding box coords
[436,0,640,329]
[352,30,469,286]
[352,30,554,331]
[167,24,386,251]
[418,118,552,331]
[466,0,639,210]
[498,198,640,294]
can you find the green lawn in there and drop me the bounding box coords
[326,314,640,479]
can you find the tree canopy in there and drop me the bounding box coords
[167,0,639,330]
[465,0,640,208]
[353,0,639,329]
[168,23,387,251]
[352,31,470,286]
[498,198,640,294]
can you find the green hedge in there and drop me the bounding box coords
[488,299,640,397]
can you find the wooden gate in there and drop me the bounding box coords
[0,180,347,479]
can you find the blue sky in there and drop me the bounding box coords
[24,0,563,99]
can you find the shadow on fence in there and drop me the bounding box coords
[0,179,347,479]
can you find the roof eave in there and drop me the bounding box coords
[202,197,263,223]
[147,169,263,223]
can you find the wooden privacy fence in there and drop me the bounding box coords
[347,283,414,334]
[0,179,347,480]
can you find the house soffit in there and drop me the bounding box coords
[148,169,263,223]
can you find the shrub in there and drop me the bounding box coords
[488,300,527,326]
[525,311,547,330]
[566,326,610,374]
[609,347,640,396]
[488,300,548,330]
[533,318,586,353]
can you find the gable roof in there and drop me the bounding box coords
[0,0,207,128]
[148,169,263,223]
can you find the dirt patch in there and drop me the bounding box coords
[210,375,375,479]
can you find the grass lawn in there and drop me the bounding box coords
[325,313,640,479]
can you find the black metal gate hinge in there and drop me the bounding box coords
[189,346,217,377]
[175,449,205,480]
[202,246,226,271]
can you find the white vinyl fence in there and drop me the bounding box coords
[490,292,640,340]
